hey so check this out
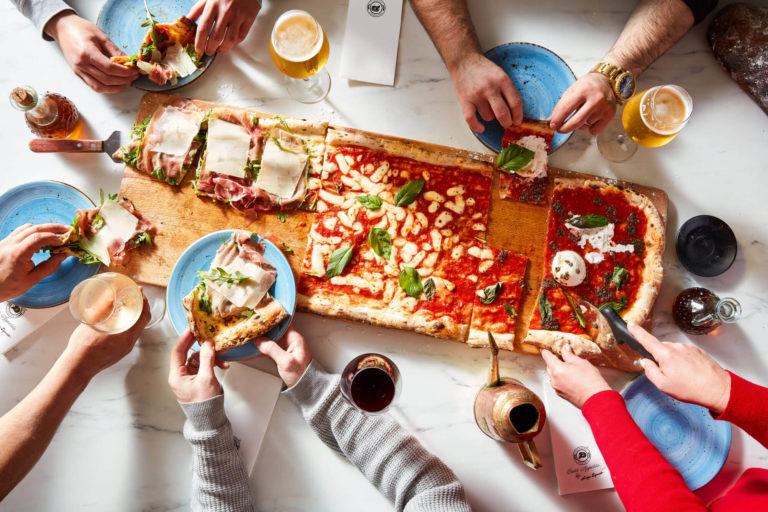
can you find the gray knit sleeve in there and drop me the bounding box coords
[10,0,75,40]
[283,361,471,512]
[179,395,255,512]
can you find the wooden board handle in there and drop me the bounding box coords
[29,139,103,153]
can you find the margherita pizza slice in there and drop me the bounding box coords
[524,178,664,371]
[51,193,156,267]
[497,119,555,205]
[467,245,528,351]
[183,231,289,352]
[114,95,205,186]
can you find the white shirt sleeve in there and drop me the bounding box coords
[10,0,76,40]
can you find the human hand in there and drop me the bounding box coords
[549,73,616,135]
[0,224,71,303]
[254,326,311,388]
[189,0,262,56]
[44,12,138,93]
[168,330,230,403]
[64,294,150,379]
[630,324,731,414]
[541,344,612,408]
[448,52,523,133]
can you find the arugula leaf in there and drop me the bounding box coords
[134,232,152,246]
[423,278,436,301]
[325,246,354,279]
[185,44,204,67]
[281,242,294,254]
[195,281,212,313]
[504,302,516,318]
[398,266,423,298]
[598,297,628,314]
[167,177,177,186]
[567,214,611,228]
[151,168,166,181]
[263,131,298,154]
[244,160,261,179]
[91,214,105,232]
[480,282,502,305]
[356,194,382,210]
[394,179,425,207]
[496,144,535,174]
[368,227,391,260]
[131,116,151,139]
[78,250,102,266]
[196,267,250,287]
[273,114,292,133]
[610,265,629,289]
[119,116,152,167]
[276,213,286,223]
[539,292,553,321]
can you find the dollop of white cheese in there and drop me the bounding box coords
[584,252,604,264]
[514,135,548,179]
[565,218,635,263]
[551,250,586,287]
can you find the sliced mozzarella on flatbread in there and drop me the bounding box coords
[204,119,251,178]
[152,107,203,156]
[163,43,198,78]
[206,258,275,311]
[255,136,308,198]
[99,200,140,242]
[80,224,114,266]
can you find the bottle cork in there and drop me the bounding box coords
[11,87,35,107]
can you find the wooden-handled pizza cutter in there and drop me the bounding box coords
[29,131,124,163]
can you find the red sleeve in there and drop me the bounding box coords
[582,390,706,512]
[712,371,768,449]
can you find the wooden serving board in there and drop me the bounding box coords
[117,93,667,354]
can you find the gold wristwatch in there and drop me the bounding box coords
[590,62,636,104]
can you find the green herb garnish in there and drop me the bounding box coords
[274,114,292,133]
[610,265,629,289]
[598,297,627,314]
[480,282,502,305]
[368,227,392,260]
[567,214,611,228]
[496,144,535,174]
[356,194,382,210]
[276,213,286,223]
[504,303,516,318]
[539,292,553,321]
[196,267,250,287]
[281,242,294,254]
[134,232,152,246]
[325,246,354,279]
[398,266,423,298]
[423,278,436,301]
[195,281,212,313]
[394,179,425,207]
[263,131,298,154]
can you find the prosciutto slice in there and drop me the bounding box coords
[76,199,156,266]
[139,96,204,179]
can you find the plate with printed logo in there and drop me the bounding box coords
[0,181,100,308]
[473,42,576,153]
[621,375,731,490]
[97,0,216,91]
[167,230,296,361]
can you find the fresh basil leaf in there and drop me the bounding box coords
[567,214,611,228]
[598,297,627,314]
[398,266,423,298]
[325,246,354,279]
[496,144,535,174]
[423,278,436,301]
[394,179,425,207]
[334,182,343,194]
[610,265,629,289]
[504,302,516,318]
[368,227,391,260]
[573,304,586,329]
[356,194,383,210]
[276,212,286,223]
[480,282,502,305]
[539,292,553,321]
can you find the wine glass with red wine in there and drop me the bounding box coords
[339,353,401,415]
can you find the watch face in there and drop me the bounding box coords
[618,74,636,100]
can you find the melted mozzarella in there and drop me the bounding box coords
[514,135,548,179]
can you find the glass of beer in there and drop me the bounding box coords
[69,273,144,334]
[597,84,692,162]
[340,353,401,415]
[270,10,331,103]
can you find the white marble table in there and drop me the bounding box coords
[1,0,767,510]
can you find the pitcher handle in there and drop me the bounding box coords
[517,439,542,470]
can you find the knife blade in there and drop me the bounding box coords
[599,307,657,363]
[560,287,617,351]
[29,130,124,163]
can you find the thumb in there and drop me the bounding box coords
[198,341,216,377]
[254,338,290,367]
[30,253,67,280]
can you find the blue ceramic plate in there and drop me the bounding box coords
[474,42,576,153]
[97,0,215,92]
[0,181,99,308]
[167,230,296,361]
[621,375,731,490]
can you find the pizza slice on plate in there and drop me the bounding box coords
[523,177,664,371]
[467,244,529,351]
[194,109,326,215]
[183,230,289,352]
[496,119,555,205]
[51,193,156,267]
[114,95,205,186]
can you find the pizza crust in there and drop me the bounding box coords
[467,329,514,350]
[525,328,643,373]
[325,127,493,176]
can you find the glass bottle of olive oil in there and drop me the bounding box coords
[9,86,82,139]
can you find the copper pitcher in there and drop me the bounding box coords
[473,333,547,469]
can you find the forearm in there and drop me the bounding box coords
[284,362,469,512]
[410,0,482,73]
[603,0,694,76]
[713,372,768,449]
[582,391,706,512]
[179,396,254,512]
[0,348,90,499]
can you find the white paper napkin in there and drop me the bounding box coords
[0,302,66,356]
[543,385,614,495]
[341,0,404,86]
[222,362,283,475]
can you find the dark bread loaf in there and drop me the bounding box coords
[707,3,768,115]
